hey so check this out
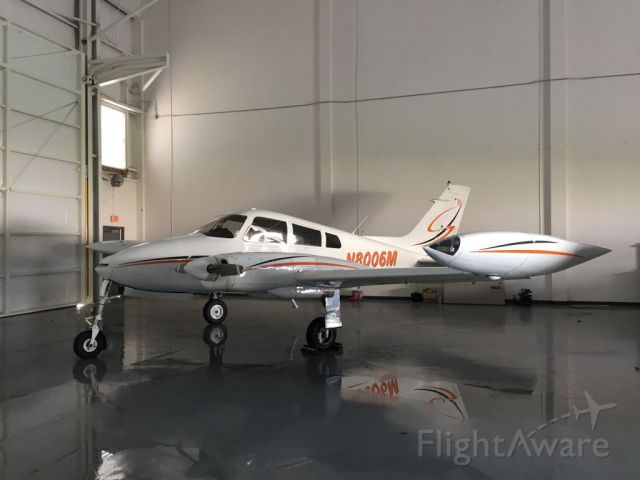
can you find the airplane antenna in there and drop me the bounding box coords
[352,215,369,235]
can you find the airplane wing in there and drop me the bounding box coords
[88,240,145,255]
[182,252,484,288]
[297,267,483,289]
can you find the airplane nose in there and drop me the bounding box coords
[575,243,611,260]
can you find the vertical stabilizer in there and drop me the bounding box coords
[403,183,470,247]
[367,183,470,251]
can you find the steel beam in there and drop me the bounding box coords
[84,0,158,44]
[87,54,168,86]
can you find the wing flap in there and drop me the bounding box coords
[297,267,482,288]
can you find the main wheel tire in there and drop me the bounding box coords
[203,299,228,324]
[73,330,107,358]
[306,317,337,351]
[202,324,228,346]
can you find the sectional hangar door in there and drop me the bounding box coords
[0,16,86,316]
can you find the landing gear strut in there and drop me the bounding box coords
[73,279,118,358]
[305,289,342,351]
[203,293,228,324]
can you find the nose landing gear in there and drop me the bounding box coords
[73,279,119,358]
[73,330,107,358]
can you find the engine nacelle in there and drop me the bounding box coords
[267,287,328,299]
[425,232,609,279]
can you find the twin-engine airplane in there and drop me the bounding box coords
[74,183,610,358]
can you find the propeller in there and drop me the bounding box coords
[184,256,243,280]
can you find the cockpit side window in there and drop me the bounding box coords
[325,232,342,249]
[243,217,288,244]
[196,214,247,238]
[292,224,322,247]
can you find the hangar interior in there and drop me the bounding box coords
[0,1,639,479]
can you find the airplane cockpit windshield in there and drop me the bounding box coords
[195,214,247,238]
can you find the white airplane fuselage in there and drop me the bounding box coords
[97,210,428,297]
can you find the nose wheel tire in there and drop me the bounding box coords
[306,317,337,351]
[203,324,228,346]
[73,330,107,358]
[203,298,228,324]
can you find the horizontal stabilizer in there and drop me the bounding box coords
[88,240,143,255]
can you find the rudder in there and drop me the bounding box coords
[402,183,470,247]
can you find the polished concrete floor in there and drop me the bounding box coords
[1,296,639,479]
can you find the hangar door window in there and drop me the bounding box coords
[292,224,322,247]
[100,104,127,170]
[244,217,288,244]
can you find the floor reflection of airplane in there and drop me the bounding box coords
[342,375,469,420]
[71,331,492,479]
[74,182,610,357]
[573,391,617,430]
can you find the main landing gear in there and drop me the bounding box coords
[200,290,343,352]
[203,293,228,324]
[73,279,119,358]
[305,289,342,351]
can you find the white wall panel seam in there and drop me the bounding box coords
[11,267,81,277]
[2,20,9,315]
[9,67,82,96]
[10,108,80,129]
[18,0,79,30]
[1,15,80,53]
[7,188,81,199]
[10,231,81,236]
[8,148,81,165]
[154,71,640,119]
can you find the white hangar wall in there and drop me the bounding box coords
[142,0,640,303]
[142,0,334,241]
[563,0,640,302]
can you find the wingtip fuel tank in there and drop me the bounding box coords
[425,232,610,279]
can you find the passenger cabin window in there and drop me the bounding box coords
[292,224,322,247]
[326,232,342,249]
[196,214,246,238]
[244,217,288,244]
